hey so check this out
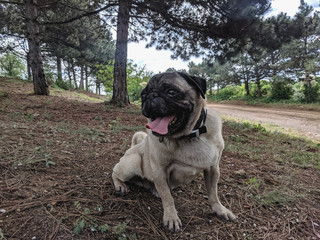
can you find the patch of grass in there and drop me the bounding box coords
[43,111,53,120]
[56,121,74,134]
[224,119,320,169]
[121,108,141,115]
[0,91,9,98]
[74,92,103,102]
[254,187,305,206]
[9,111,23,120]
[94,115,104,121]
[11,141,56,169]
[109,117,144,133]
[76,126,109,143]
[8,111,36,122]
[72,201,136,239]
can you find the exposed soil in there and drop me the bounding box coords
[209,104,320,142]
[1,78,320,240]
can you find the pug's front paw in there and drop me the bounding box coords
[163,209,182,232]
[212,203,236,221]
[112,178,129,195]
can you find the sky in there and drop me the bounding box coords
[127,0,320,74]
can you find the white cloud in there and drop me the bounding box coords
[128,42,201,74]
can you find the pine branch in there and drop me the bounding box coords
[0,0,23,5]
[41,2,118,25]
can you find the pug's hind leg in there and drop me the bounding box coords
[112,150,143,195]
[204,165,236,221]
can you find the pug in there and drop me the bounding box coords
[112,72,236,232]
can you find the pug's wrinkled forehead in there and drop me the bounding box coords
[147,72,206,99]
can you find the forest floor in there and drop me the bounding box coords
[0,77,320,240]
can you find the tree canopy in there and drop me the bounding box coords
[0,0,319,104]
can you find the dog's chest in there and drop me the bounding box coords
[156,137,220,169]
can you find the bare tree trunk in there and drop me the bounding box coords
[26,51,32,81]
[79,64,84,89]
[112,0,130,105]
[57,55,62,81]
[25,0,49,95]
[85,65,89,91]
[71,60,77,89]
[67,61,72,87]
[244,79,250,95]
[256,79,262,97]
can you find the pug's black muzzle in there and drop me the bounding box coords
[142,95,174,119]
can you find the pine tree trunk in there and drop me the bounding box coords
[85,65,88,91]
[26,52,32,81]
[245,79,250,95]
[256,79,262,97]
[71,60,77,89]
[67,62,72,87]
[25,0,49,95]
[112,0,130,105]
[80,65,84,89]
[57,55,62,81]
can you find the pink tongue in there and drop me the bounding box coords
[146,115,175,135]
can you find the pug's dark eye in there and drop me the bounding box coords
[167,89,177,97]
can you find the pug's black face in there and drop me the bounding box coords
[141,72,206,137]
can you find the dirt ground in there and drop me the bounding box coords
[0,78,320,240]
[209,104,320,141]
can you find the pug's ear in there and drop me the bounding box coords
[177,72,206,99]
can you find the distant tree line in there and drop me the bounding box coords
[188,2,320,103]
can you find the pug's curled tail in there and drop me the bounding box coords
[131,131,147,147]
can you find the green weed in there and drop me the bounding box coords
[245,176,260,190]
[94,115,104,121]
[73,201,136,239]
[56,121,74,133]
[0,91,9,98]
[43,111,53,120]
[109,117,121,132]
[9,111,23,120]
[0,228,6,240]
[77,126,109,143]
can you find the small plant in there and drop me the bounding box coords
[243,122,267,133]
[0,91,9,98]
[245,176,260,190]
[9,111,23,120]
[56,121,74,133]
[95,115,104,121]
[0,228,6,240]
[43,111,53,120]
[109,117,121,132]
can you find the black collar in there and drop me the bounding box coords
[178,108,207,140]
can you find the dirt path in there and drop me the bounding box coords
[208,104,320,141]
